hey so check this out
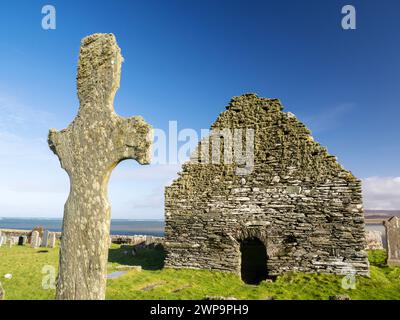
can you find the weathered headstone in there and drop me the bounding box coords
[365,230,384,250]
[42,230,50,247]
[1,236,6,247]
[48,233,56,248]
[385,216,400,266]
[18,236,24,246]
[48,33,152,300]
[31,231,40,248]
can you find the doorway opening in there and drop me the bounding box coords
[240,237,268,284]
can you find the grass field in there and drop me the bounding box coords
[0,244,399,300]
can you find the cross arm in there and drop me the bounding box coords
[114,115,153,165]
[48,128,62,157]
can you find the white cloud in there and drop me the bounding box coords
[362,177,400,210]
[0,90,182,219]
[301,103,355,134]
[110,163,181,183]
[0,90,185,219]
[0,92,69,218]
[2,91,398,219]
[0,93,53,134]
[108,163,181,219]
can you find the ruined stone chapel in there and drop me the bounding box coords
[164,93,369,284]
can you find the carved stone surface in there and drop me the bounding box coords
[48,33,152,299]
[385,216,400,266]
[165,93,369,276]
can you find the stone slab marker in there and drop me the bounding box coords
[385,216,400,266]
[31,231,39,248]
[0,236,5,247]
[41,230,50,247]
[48,233,56,248]
[48,33,152,300]
[18,236,24,246]
[365,230,383,250]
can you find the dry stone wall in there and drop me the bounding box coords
[164,93,369,276]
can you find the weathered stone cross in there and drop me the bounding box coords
[48,33,152,300]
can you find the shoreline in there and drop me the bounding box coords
[0,228,164,241]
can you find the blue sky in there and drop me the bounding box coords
[0,0,399,218]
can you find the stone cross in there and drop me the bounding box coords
[385,216,400,266]
[48,33,152,300]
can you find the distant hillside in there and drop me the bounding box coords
[365,210,400,218]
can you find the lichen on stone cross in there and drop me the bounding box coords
[48,33,152,300]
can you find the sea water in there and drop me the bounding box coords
[0,217,164,237]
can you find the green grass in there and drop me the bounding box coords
[1,244,399,300]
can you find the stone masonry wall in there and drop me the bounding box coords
[164,93,369,276]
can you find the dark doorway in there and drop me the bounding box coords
[240,237,268,284]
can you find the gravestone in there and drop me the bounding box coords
[1,236,7,247]
[18,236,24,246]
[48,233,56,248]
[31,231,40,248]
[365,230,383,250]
[48,33,152,300]
[42,230,50,247]
[385,216,400,266]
